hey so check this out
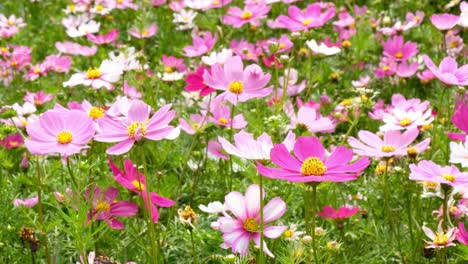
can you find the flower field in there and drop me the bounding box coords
[0,0,467,263]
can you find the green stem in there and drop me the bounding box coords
[36,158,51,264]
[382,159,392,231]
[190,229,197,264]
[139,147,159,264]
[405,183,415,262]
[310,184,319,264]
[65,157,78,189]
[228,102,236,191]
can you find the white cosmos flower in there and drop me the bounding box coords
[199,201,226,214]
[306,39,341,56]
[379,108,433,132]
[450,140,468,168]
[173,9,197,30]
[63,60,124,90]
[201,48,233,66]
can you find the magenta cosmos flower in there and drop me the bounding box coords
[382,35,418,61]
[94,100,177,155]
[217,184,287,257]
[222,3,271,28]
[24,90,53,106]
[274,4,336,32]
[457,222,468,245]
[257,136,370,183]
[86,29,119,45]
[88,186,138,229]
[409,160,468,187]
[203,56,271,105]
[423,55,468,86]
[109,159,175,223]
[25,109,94,156]
[184,66,214,96]
[448,100,468,141]
[317,205,359,220]
[430,13,459,30]
[348,128,430,158]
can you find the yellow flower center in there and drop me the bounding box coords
[1,47,7,53]
[218,117,228,124]
[179,205,197,220]
[212,0,219,5]
[300,157,326,176]
[395,52,403,59]
[241,11,253,20]
[57,131,73,144]
[117,0,123,3]
[96,4,104,11]
[342,40,352,48]
[86,67,101,79]
[303,19,312,26]
[164,66,174,73]
[243,218,259,232]
[382,65,390,71]
[381,145,395,153]
[413,16,420,22]
[284,229,294,238]
[399,118,412,127]
[68,4,75,11]
[406,147,418,156]
[228,81,244,94]
[95,201,110,212]
[88,107,104,120]
[441,174,455,182]
[9,141,18,147]
[7,20,14,26]
[33,68,41,74]
[10,61,18,67]
[330,73,339,80]
[341,99,353,106]
[449,41,459,48]
[131,180,145,191]
[127,122,147,138]
[434,232,449,245]
[422,181,438,188]
[279,43,286,49]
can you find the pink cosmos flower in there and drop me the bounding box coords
[406,11,424,26]
[257,136,370,183]
[109,159,175,223]
[352,75,370,88]
[375,57,397,78]
[129,23,157,38]
[317,205,359,220]
[409,160,468,187]
[222,3,271,28]
[285,105,335,133]
[87,186,138,229]
[123,81,142,99]
[114,0,138,10]
[423,55,468,86]
[184,66,215,96]
[63,60,124,90]
[417,69,436,83]
[183,32,218,57]
[1,133,24,149]
[179,113,208,135]
[94,100,177,155]
[457,222,468,245]
[430,13,459,30]
[422,222,457,248]
[448,100,468,141]
[218,130,295,161]
[208,139,229,160]
[348,128,430,158]
[369,93,431,121]
[203,56,271,105]
[217,184,287,257]
[230,39,261,61]
[274,4,336,32]
[43,55,72,73]
[55,41,97,57]
[445,33,463,56]
[13,196,38,207]
[24,109,94,156]
[396,61,419,78]
[380,104,433,132]
[24,91,53,106]
[382,36,418,61]
[161,55,187,73]
[210,102,247,129]
[86,29,119,45]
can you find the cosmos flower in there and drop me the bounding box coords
[24,109,94,156]
[55,41,97,57]
[422,222,457,249]
[222,3,271,28]
[87,186,138,229]
[457,222,468,245]
[286,105,336,133]
[317,205,360,220]
[449,139,468,168]
[409,160,468,187]
[203,56,271,105]
[13,196,38,208]
[129,23,157,38]
[1,133,24,149]
[423,55,468,86]
[109,159,175,223]
[63,60,124,90]
[184,66,215,96]
[380,106,433,132]
[94,100,178,155]
[273,4,336,32]
[306,39,341,56]
[86,29,119,45]
[382,35,418,61]
[217,184,287,257]
[257,136,370,183]
[218,130,295,160]
[348,128,430,158]
[430,13,459,30]
[183,32,217,57]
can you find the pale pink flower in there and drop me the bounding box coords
[86,29,119,45]
[55,41,97,57]
[129,23,157,38]
[13,196,38,207]
[183,32,217,57]
[273,4,336,32]
[422,222,457,248]
[222,3,271,28]
[63,60,124,90]
[423,55,468,86]
[430,13,459,30]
